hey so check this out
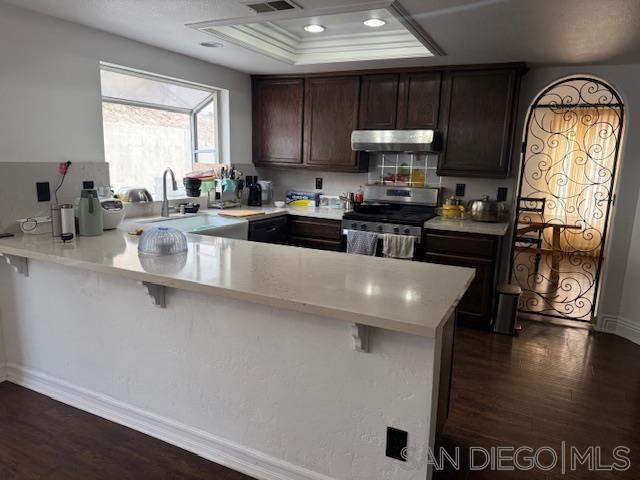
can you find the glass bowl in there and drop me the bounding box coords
[138,227,188,256]
[139,251,188,274]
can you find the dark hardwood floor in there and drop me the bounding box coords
[0,319,638,479]
[0,382,254,480]
[437,319,640,479]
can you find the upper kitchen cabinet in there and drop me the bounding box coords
[397,72,441,129]
[251,64,523,173]
[359,72,441,130]
[252,78,304,166]
[438,68,521,177]
[304,76,362,171]
[359,74,399,129]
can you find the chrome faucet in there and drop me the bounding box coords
[161,167,178,217]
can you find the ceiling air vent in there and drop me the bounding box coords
[245,0,300,14]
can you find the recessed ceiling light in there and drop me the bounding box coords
[200,41,224,48]
[363,18,386,28]
[304,24,325,33]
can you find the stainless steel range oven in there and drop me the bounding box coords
[341,186,441,257]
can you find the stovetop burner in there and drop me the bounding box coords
[343,204,436,226]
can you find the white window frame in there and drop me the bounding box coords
[99,62,224,166]
[191,94,221,164]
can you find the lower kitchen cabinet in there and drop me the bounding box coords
[288,216,344,251]
[419,230,500,329]
[248,216,289,245]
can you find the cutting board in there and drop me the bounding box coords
[217,209,266,218]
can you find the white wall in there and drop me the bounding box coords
[516,64,640,339]
[0,311,5,382]
[616,192,640,344]
[0,260,435,480]
[0,162,110,233]
[0,1,251,164]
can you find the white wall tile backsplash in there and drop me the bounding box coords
[255,166,368,200]
[367,153,441,187]
[255,158,515,205]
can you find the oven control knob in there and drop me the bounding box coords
[377,225,383,232]
[404,228,411,235]
[393,227,400,234]
[351,223,357,229]
[360,224,367,231]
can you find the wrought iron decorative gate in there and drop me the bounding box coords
[510,77,624,321]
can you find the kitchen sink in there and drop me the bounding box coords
[136,214,199,223]
[136,213,249,240]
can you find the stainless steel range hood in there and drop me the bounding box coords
[351,130,440,153]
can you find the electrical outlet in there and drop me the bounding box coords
[315,177,323,190]
[455,183,466,197]
[83,180,95,189]
[497,187,508,202]
[36,182,51,202]
[385,427,408,462]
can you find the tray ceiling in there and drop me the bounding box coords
[189,2,441,65]
[3,0,640,74]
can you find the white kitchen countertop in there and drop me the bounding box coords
[425,216,511,236]
[206,205,347,221]
[240,206,511,235]
[0,229,474,338]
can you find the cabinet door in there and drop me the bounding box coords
[397,72,441,129]
[359,74,399,129]
[438,69,519,177]
[252,78,304,165]
[288,216,344,251]
[248,216,289,244]
[422,252,494,329]
[304,76,360,170]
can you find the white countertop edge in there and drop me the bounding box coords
[0,235,475,338]
[424,217,511,236]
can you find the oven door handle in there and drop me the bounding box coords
[342,229,421,243]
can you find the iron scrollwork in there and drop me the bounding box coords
[511,78,624,321]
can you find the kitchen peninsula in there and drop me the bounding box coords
[0,229,473,480]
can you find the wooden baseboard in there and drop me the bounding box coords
[601,315,640,346]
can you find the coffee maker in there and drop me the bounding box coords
[247,176,262,207]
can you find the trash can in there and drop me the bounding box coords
[493,283,522,335]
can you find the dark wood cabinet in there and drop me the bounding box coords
[359,74,399,129]
[438,68,520,177]
[252,63,523,175]
[359,72,440,130]
[247,214,343,251]
[252,78,304,166]
[423,252,494,327]
[303,76,362,171]
[420,230,500,329]
[248,216,289,245]
[288,216,343,251]
[397,72,441,129]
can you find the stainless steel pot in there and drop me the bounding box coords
[468,196,506,222]
[118,188,153,203]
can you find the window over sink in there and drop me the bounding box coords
[99,64,225,198]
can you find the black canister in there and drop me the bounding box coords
[247,177,262,207]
